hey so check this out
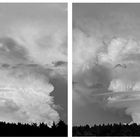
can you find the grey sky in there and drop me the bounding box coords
[73,3,140,126]
[0,3,67,126]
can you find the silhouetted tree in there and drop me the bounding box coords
[73,123,140,136]
[0,120,67,137]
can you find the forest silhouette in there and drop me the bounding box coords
[0,120,67,137]
[73,123,140,136]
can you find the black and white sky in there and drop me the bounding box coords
[73,3,140,125]
[0,3,67,127]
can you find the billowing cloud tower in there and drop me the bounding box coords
[73,3,140,124]
[0,3,67,127]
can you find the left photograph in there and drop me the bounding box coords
[0,3,67,137]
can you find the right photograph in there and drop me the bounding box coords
[73,3,140,136]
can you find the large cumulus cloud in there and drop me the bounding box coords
[73,4,140,124]
[0,68,59,127]
[0,3,67,127]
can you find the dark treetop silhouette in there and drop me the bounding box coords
[73,123,140,136]
[0,120,67,137]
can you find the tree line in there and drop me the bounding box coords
[73,123,140,136]
[0,120,67,136]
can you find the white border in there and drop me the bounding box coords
[72,0,140,3]
[0,1,140,140]
[68,1,72,138]
[72,1,140,140]
[0,1,69,140]
[0,0,69,2]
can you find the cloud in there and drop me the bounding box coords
[73,11,140,124]
[0,3,67,77]
[0,4,67,126]
[8,20,67,69]
[0,68,60,127]
[0,32,66,126]
[73,29,102,74]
